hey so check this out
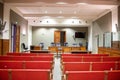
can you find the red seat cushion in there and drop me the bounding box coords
[0,61,23,69]
[66,71,105,80]
[63,62,90,73]
[92,62,116,71]
[11,69,50,80]
[0,69,9,80]
[25,61,52,69]
[108,70,120,80]
[62,56,82,62]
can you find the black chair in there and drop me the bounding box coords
[51,42,55,46]
[21,43,28,52]
[64,42,68,46]
[39,43,44,49]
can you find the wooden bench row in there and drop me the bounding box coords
[7,53,54,56]
[61,62,120,75]
[61,53,109,56]
[0,61,53,70]
[64,70,120,80]
[0,69,52,80]
[61,56,120,63]
[0,56,54,61]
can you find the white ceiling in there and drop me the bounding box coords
[3,0,120,26]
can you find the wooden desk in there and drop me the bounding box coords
[30,50,50,53]
[71,50,91,54]
[48,46,58,53]
[30,45,41,50]
[71,47,81,51]
[62,47,71,53]
[48,46,86,53]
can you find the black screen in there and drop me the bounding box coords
[75,32,85,38]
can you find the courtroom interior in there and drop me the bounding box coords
[0,0,120,80]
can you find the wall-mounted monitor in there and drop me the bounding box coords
[75,32,86,38]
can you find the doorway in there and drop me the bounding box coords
[11,24,20,52]
[54,31,66,46]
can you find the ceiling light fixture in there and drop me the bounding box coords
[59,11,62,14]
[74,11,77,14]
[77,2,87,5]
[56,2,67,4]
[45,11,48,14]
[33,20,35,22]
[72,21,74,23]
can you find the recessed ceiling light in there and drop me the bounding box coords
[45,11,48,14]
[74,11,77,14]
[77,2,87,5]
[56,2,67,4]
[57,16,64,18]
[79,21,81,23]
[72,21,74,23]
[59,11,62,14]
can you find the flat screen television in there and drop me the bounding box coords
[75,32,86,38]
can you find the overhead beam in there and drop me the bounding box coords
[4,0,119,5]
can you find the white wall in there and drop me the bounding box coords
[111,6,118,32]
[92,22,104,53]
[88,23,92,51]
[32,27,88,49]
[28,25,32,50]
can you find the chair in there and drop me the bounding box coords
[64,42,68,46]
[21,43,28,52]
[51,42,55,46]
[39,43,44,49]
[56,42,62,54]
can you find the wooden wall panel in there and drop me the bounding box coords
[111,41,120,49]
[3,39,9,55]
[98,47,120,56]
[0,39,3,55]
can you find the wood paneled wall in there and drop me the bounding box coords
[111,41,120,49]
[0,39,9,55]
[0,39,3,55]
[98,47,120,56]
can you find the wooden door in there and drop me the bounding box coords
[15,26,20,52]
[54,31,66,45]
[54,31,61,43]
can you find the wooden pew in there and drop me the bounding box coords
[61,56,120,63]
[61,54,109,57]
[65,71,105,80]
[7,52,54,56]
[0,56,54,61]
[62,62,90,74]
[61,62,120,78]
[65,70,120,80]
[0,69,51,80]
[108,70,120,80]
[83,56,101,62]
[102,56,120,62]
[92,62,117,71]
[61,56,82,63]
[0,61,53,70]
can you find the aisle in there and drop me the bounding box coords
[53,55,62,80]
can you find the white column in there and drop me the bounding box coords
[3,3,10,39]
[111,6,118,32]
